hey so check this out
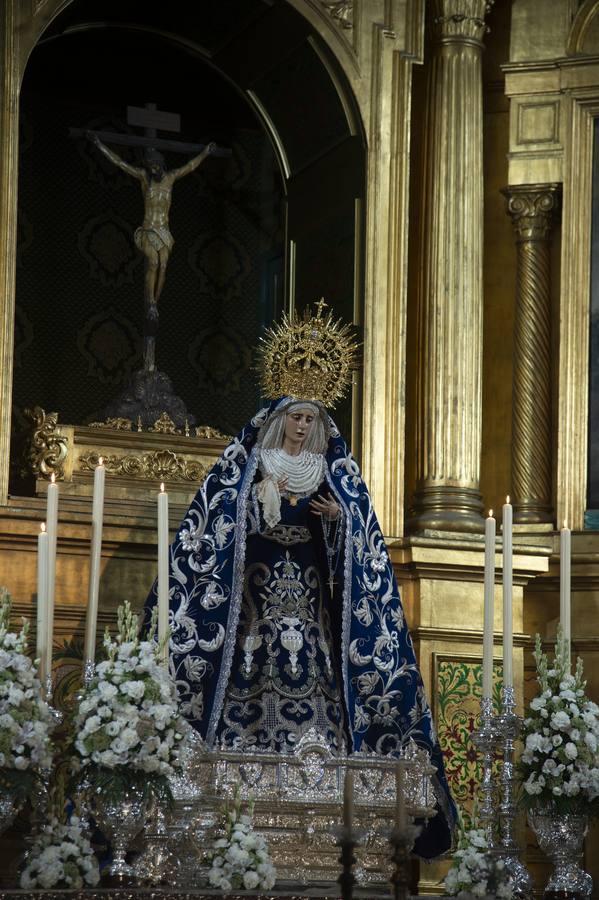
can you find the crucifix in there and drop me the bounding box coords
[72,103,230,374]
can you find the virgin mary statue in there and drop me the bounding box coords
[146,302,456,858]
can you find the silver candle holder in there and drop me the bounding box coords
[496,685,533,899]
[82,658,96,688]
[471,695,497,849]
[43,673,63,727]
[472,688,533,899]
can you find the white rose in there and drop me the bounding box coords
[120,680,146,701]
[97,682,118,701]
[565,742,578,760]
[83,715,102,734]
[243,870,260,889]
[551,710,571,731]
[525,733,543,752]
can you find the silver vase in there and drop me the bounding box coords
[0,787,22,835]
[132,800,175,885]
[94,785,148,880]
[528,808,593,897]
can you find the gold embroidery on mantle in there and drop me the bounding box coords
[23,406,69,480]
[79,449,209,483]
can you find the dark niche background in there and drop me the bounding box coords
[11,0,365,493]
[14,28,284,441]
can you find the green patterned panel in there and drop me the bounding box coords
[435,656,503,823]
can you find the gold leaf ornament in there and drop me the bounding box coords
[257,299,359,408]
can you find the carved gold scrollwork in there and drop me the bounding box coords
[195,425,232,441]
[88,418,133,431]
[79,449,208,483]
[320,0,353,30]
[149,413,180,434]
[23,406,69,480]
[432,1,494,42]
[504,187,560,243]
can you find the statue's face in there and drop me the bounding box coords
[148,162,163,180]
[284,408,315,451]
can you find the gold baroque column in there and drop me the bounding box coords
[409,1,492,533]
[503,184,561,525]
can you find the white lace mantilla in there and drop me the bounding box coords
[259,449,325,495]
[257,449,326,529]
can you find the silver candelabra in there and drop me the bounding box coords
[472,687,533,899]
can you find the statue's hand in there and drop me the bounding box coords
[206,141,217,155]
[86,130,100,146]
[310,493,340,520]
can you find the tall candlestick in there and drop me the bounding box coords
[343,768,354,829]
[84,458,106,675]
[502,496,513,689]
[395,763,407,832]
[157,483,169,664]
[560,520,571,668]
[483,510,496,699]
[45,474,59,691]
[36,523,48,685]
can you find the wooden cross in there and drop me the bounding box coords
[71,101,230,157]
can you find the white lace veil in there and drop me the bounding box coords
[258,399,329,454]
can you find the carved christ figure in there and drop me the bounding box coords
[88,133,215,321]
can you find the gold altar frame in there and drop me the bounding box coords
[0,0,425,538]
[504,1,599,530]
[557,79,599,531]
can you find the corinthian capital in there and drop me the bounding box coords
[431,0,494,43]
[503,184,561,242]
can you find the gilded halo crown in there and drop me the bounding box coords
[257,299,360,408]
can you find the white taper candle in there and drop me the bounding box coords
[343,767,354,829]
[45,474,59,689]
[84,458,106,669]
[560,520,571,669]
[395,763,408,832]
[502,496,513,689]
[482,510,496,699]
[157,483,169,664]
[36,523,48,684]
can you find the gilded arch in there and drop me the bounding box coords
[0,0,424,537]
[567,0,599,56]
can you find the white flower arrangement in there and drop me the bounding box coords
[72,600,188,802]
[444,824,513,899]
[207,788,276,892]
[0,587,53,799]
[20,815,100,890]
[520,629,599,815]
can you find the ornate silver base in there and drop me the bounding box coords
[497,687,533,899]
[168,729,437,887]
[133,803,176,886]
[529,809,593,898]
[93,786,148,880]
[472,691,533,900]
[0,789,22,836]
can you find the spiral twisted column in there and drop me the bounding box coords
[503,185,561,525]
[409,1,493,533]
